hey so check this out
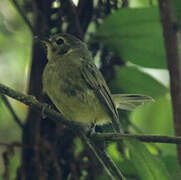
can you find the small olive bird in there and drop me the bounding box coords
[42,33,152,132]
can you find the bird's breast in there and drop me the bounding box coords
[42,59,111,125]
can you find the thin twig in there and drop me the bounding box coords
[2,141,21,180]
[9,0,35,35]
[1,95,24,128]
[91,133,181,144]
[94,145,126,180]
[80,132,117,180]
[0,142,21,147]
[128,120,162,154]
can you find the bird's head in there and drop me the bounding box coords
[41,33,89,61]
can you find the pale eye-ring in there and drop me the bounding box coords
[56,38,64,46]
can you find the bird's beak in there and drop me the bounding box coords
[33,36,52,46]
[40,39,52,46]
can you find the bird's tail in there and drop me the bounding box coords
[112,94,154,111]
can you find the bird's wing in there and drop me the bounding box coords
[81,63,121,132]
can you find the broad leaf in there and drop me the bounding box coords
[129,0,158,7]
[110,66,168,98]
[130,96,181,178]
[96,7,167,69]
[173,0,181,25]
[125,139,172,180]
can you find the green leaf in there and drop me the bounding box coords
[125,139,172,180]
[129,0,158,8]
[110,66,168,98]
[96,7,167,69]
[130,96,174,136]
[130,95,177,156]
[130,95,181,179]
[173,0,181,25]
[162,156,181,180]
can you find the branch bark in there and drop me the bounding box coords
[1,82,181,144]
[158,0,181,165]
[0,83,79,129]
[91,133,181,144]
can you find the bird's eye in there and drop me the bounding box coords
[56,38,64,45]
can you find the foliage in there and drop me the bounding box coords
[0,0,180,179]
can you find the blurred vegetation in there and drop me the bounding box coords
[0,0,181,179]
[0,0,31,179]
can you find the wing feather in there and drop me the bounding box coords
[81,63,122,133]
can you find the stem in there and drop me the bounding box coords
[80,132,117,180]
[1,95,24,128]
[94,145,126,180]
[158,0,181,165]
[92,133,181,144]
[9,0,35,35]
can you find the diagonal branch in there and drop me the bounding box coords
[1,95,24,128]
[80,132,118,180]
[0,83,79,129]
[0,142,21,147]
[93,144,126,180]
[0,83,123,179]
[9,0,35,35]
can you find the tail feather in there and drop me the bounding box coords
[112,94,154,111]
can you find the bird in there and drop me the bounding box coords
[42,33,152,132]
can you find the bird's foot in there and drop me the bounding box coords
[85,123,96,137]
[41,103,52,119]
